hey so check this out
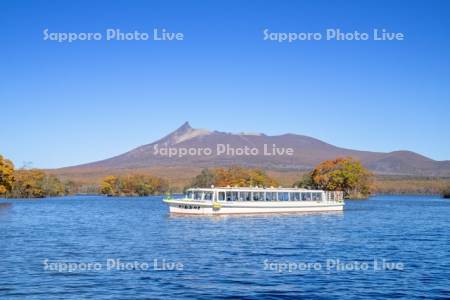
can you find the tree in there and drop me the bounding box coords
[293,172,315,189]
[189,169,216,188]
[310,157,373,199]
[189,166,279,188]
[442,185,450,199]
[147,176,169,195]
[63,180,82,195]
[41,174,66,196]
[215,166,278,187]
[11,169,47,198]
[0,155,15,196]
[100,174,169,196]
[100,175,119,196]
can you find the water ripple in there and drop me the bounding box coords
[0,195,449,299]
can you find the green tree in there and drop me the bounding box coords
[293,172,315,189]
[189,169,216,188]
[0,155,15,196]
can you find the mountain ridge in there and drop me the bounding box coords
[55,122,450,177]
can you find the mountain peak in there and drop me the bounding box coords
[157,122,211,145]
[177,121,192,131]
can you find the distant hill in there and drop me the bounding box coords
[53,122,450,183]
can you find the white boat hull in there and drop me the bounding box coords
[164,199,344,215]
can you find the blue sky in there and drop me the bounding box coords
[1,0,449,168]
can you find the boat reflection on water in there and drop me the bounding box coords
[167,210,344,220]
[0,202,12,216]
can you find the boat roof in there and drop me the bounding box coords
[186,187,325,193]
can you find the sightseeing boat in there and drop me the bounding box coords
[163,186,344,215]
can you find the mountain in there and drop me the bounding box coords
[54,122,450,181]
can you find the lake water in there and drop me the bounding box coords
[1,195,449,299]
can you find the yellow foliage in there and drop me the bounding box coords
[0,155,15,196]
[310,157,373,199]
[100,174,168,196]
[11,169,66,198]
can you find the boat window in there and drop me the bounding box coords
[289,192,300,201]
[253,192,264,201]
[265,192,276,201]
[194,191,203,200]
[239,192,251,201]
[301,192,312,201]
[204,192,213,201]
[226,192,238,201]
[312,192,322,201]
[218,192,225,201]
[230,192,238,201]
[186,191,193,199]
[252,192,258,201]
[278,192,289,201]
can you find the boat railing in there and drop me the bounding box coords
[325,191,344,202]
